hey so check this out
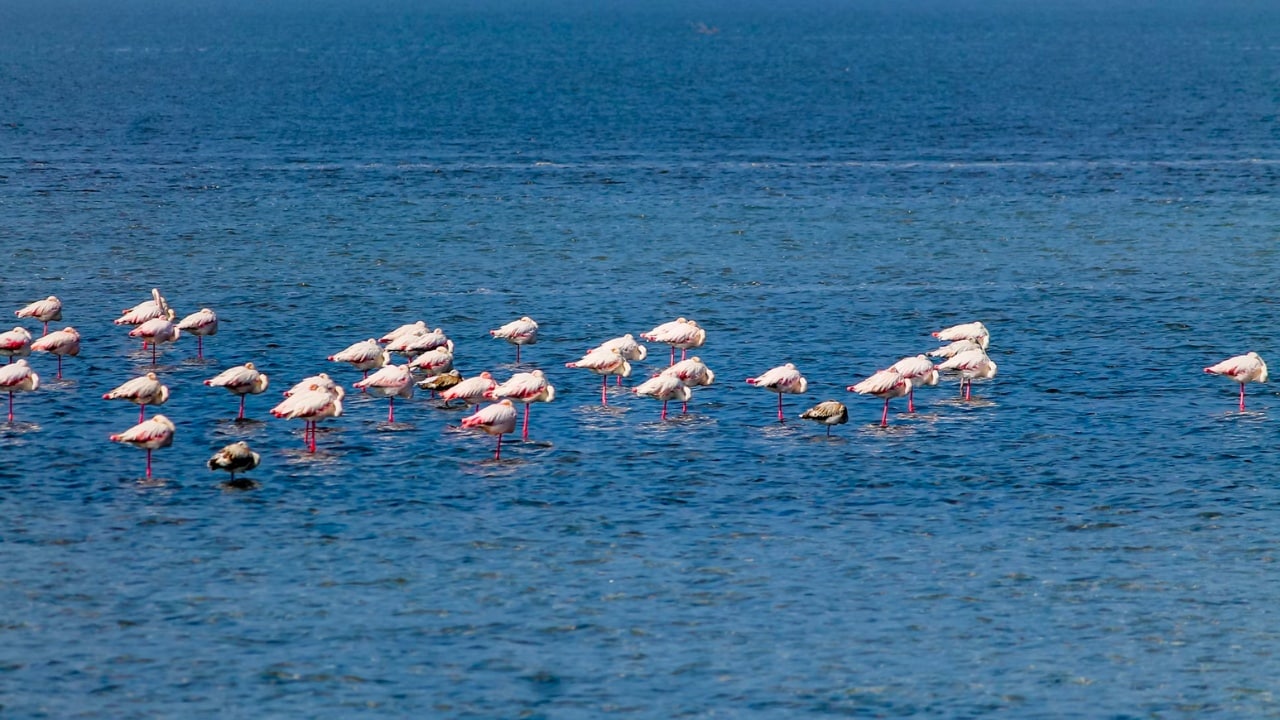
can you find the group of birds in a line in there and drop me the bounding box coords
[2,290,1269,482]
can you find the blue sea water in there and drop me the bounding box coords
[3,0,1280,716]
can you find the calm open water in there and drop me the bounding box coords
[4,0,1280,716]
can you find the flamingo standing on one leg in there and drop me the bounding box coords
[14,296,62,336]
[633,373,691,421]
[115,289,170,345]
[440,371,498,412]
[799,400,849,436]
[103,372,170,422]
[1204,351,1268,411]
[283,373,337,398]
[490,316,538,363]
[746,362,808,422]
[128,311,180,366]
[0,327,33,363]
[931,321,990,349]
[177,308,218,359]
[408,346,454,377]
[109,414,175,479]
[661,356,715,414]
[30,327,80,379]
[641,318,706,365]
[353,364,415,423]
[936,349,998,401]
[592,334,648,385]
[0,359,39,423]
[271,383,345,453]
[566,348,631,406]
[328,339,389,384]
[890,354,940,413]
[461,399,518,460]
[205,362,270,420]
[848,369,912,427]
[379,320,429,346]
[488,369,556,440]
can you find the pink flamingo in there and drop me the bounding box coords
[440,371,498,412]
[661,356,715,414]
[103,372,170,422]
[848,369,912,427]
[328,339,388,382]
[633,373,691,420]
[566,347,631,406]
[0,327,32,363]
[890,354,940,412]
[109,414,175,479]
[490,316,538,363]
[0,359,39,423]
[746,362,808,422]
[176,308,218,359]
[936,349,998,400]
[379,320,429,345]
[115,289,169,330]
[205,362,270,419]
[408,346,454,377]
[641,318,706,365]
[353,364,415,423]
[30,326,80,379]
[128,311,180,366]
[1204,351,1268,411]
[592,334,648,385]
[283,373,337,398]
[14,296,62,336]
[271,383,345,453]
[461,399,518,460]
[931,321,990,349]
[488,369,556,439]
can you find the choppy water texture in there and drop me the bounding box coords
[4,0,1280,716]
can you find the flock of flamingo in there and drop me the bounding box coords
[0,289,1269,482]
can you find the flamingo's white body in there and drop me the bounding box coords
[890,354,940,412]
[15,296,62,335]
[746,363,808,422]
[461,399,518,459]
[177,308,218,359]
[110,413,175,479]
[641,318,706,365]
[271,383,345,453]
[936,349,998,400]
[284,373,337,398]
[633,373,691,420]
[799,400,849,435]
[848,369,912,427]
[129,312,180,365]
[0,327,32,362]
[927,338,984,359]
[397,329,452,358]
[379,321,428,345]
[1205,351,1268,411]
[353,364,415,422]
[30,327,80,379]
[440,371,498,410]
[103,372,170,422]
[115,289,169,327]
[566,347,631,406]
[490,316,538,362]
[408,346,454,376]
[0,358,39,423]
[489,370,555,440]
[660,355,715,414]
[328,339,389,379]
[932,321,990,349]
[205,362,270,419]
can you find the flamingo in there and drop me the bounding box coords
[799,400,849,436]
[932,321,990,349]
[417,369,462,395]
[461,399,518,460]
[936,349,998,400]
[208,441,262,485]
[1204,351,1268,411]
[379,320,429,345]
[128,311,180,365]
[328,339,388,381]
[488,369,556,440]
[745,363,808,422]
[490,316,538,363]
[0,327,33,363]
[353,364,415,423]
[14,296,62,336]
[633,374,691,420]
[103,372,170,422]
[271,383,344,453]
[593,334,648,385]
[566,347,631,406]
[176,308,218,359]
[890,354,940,412]
[408,346,454,377]
[396,329,452,359]
[0,359,39,423]
[205,362,270,420]
[440,371,498,411]
[661,355,715,414]
[283,373,337,397]
[109,414,175,479]
[848,369,912,427]
[30,326,80,379]
[641,318,706,365]
[927,338,984,359]
[115,288,169,327]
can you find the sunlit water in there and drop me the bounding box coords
[4,0,1280,716]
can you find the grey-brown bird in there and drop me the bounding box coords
[799,400,848,436]
[417,368,462,395]
[207,441,261,483]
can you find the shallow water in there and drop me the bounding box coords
[4,0,1280,717]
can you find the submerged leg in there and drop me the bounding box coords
[880,398,889,427]
[522,405,530,440]
[776,393,784,422]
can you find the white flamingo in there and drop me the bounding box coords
[848,369,912,427]
[0,358,39,423]
[745,363,808,422]
[14,296,62,335]
[566,347,631,406]
[176,308,218,359]
[103,372,170,422]
[490,316,538,363]
[205,362,270,420]
[488,369,555,440]
[1204,351,1268,411]
[109,414,175,479]
[461,399,518,460]
[353,364,415,423]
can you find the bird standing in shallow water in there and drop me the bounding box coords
[208,441,261,485]
[14,296,62,336]
[890,354,939,413]
[115,289,169,329]
[129,311,180,366]
[30,327,80,379]
[799,400,849,436]
[746,363,808,422]
[592,334,648,385]
[936,349,998,401]
[103,372,170,422]
[566,347,631,406]
[205,362,270,420]
[661,356,715,414]
[488,369,555,440]
[353,364,415,423]
[176,308,218,359]
[848,369,912,427]
[641,318,706,365]
[270,383,344,453]
[1204,351,1268,411]
[932,321,990,349]
[633,373,691,420]
[0,327,32,363]
[328,339,389,383]
[490,316,538,363]
[109,414,175,479]
[461,399,518,460]
[440,371,498,412]
[0,358,39,423]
